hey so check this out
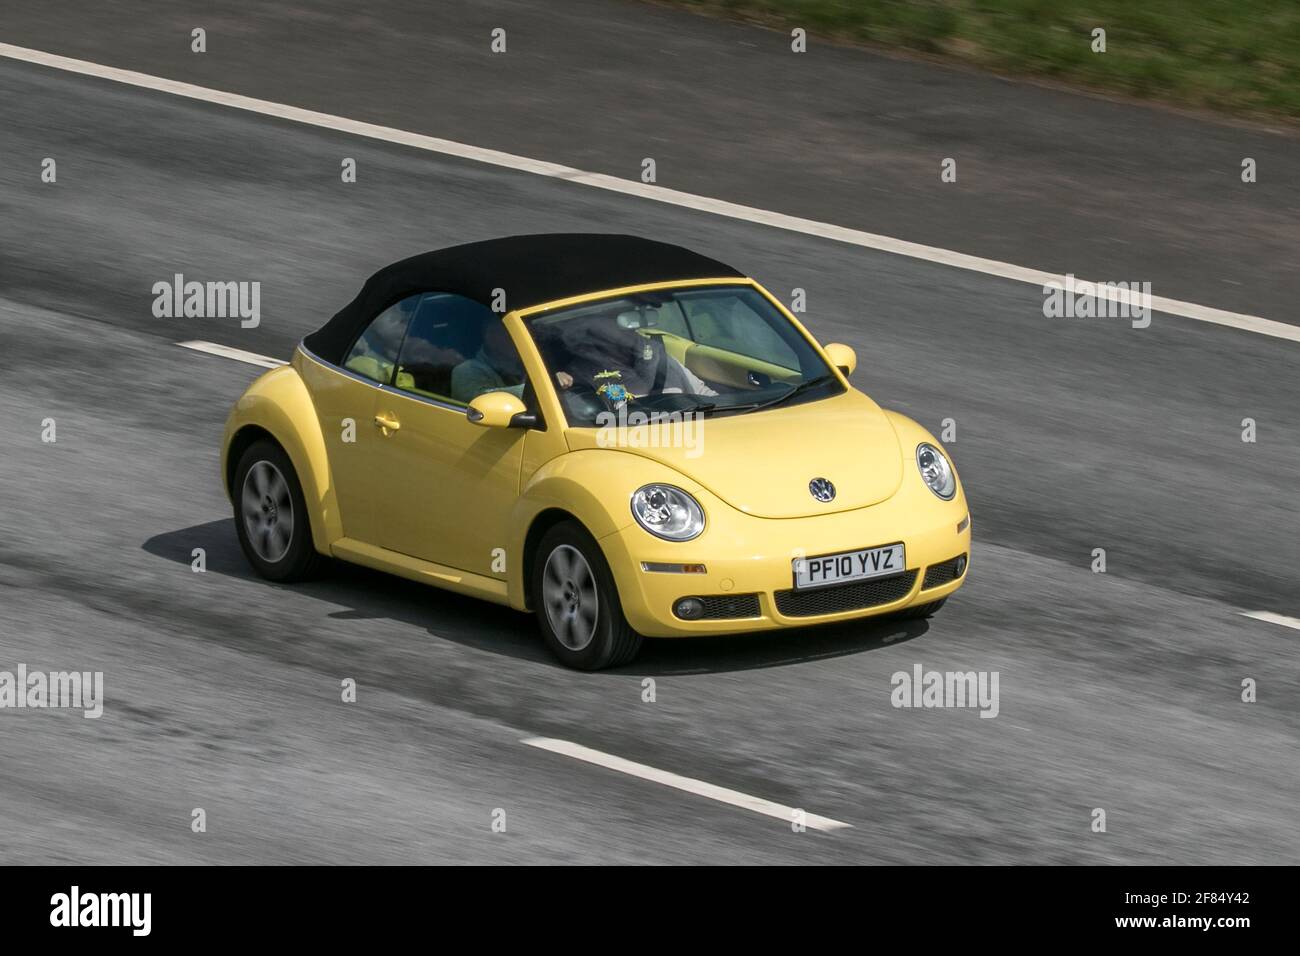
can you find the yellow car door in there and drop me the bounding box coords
[300,294,419,541]
[369,393,525,575]
[366,294,528,577]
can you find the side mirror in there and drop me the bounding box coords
[466,391,530,428]
[824,342,857,377]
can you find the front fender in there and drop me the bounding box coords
[506,448,712,610]
[221,362,339,554]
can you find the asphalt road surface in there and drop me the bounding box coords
[1,7,1297,864]
[3,0,1298,323]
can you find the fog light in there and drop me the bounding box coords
[954,555,967,577]
[673,597,705,620]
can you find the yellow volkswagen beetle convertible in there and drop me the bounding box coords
[222,235,970,669]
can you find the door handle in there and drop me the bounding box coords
[374,412,401,435]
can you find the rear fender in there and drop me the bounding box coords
[221,361,339,553]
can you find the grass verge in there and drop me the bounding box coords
[664,0,1300,120]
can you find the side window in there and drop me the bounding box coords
[681,293,799,370]
[343,295,418,384]
[393,293,525,406]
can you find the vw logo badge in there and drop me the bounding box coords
[809,477,836,502]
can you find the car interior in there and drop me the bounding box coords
[342,293,526,405]
[341,289,813,426]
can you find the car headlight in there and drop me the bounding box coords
[631,484,705,541]
[916,443,957,500]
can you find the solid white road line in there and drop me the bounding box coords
[176,340,285,369]
[1240,610,1300,631]
[4,42,1298,345]
[521,736,852,831]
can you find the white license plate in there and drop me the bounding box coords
[794,543,905,590]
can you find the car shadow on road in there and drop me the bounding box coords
[631,616,927,676]
[142,519,928,675]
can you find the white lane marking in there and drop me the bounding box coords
[1240,610,1300,631]
[4,42,1297,345]
[521,736,852,831]
[176,340,285,369]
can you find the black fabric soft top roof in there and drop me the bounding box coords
[302,234,743,364]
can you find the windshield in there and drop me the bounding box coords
[524,285,842,427]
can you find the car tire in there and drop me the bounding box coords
[895,597,946,620]
[232,439,326,583]
[532,521,643,670]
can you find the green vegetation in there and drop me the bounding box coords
[668,0,1300,119]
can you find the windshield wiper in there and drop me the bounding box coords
[687,399,763,417]
[686,374,836,418]
[746,374,837,413]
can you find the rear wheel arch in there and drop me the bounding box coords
[226,425,278,496]
[226,425,332,553]
[223,367,340,550]
[231,437,327,581]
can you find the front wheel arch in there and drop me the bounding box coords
[529,519,642,669]
[522,508,585,611]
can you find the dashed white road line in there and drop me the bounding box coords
[176,339,285,368]
[4,41,1298,345]
[521,736,852,831]
[1240,610,1300,631]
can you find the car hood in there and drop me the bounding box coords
[565,389,904,518]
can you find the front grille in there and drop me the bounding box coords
[774,571,917,618]
[922,554,967,590]
[695,593,761,620]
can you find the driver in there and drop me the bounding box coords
[550,313,716,399]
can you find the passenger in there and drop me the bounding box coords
[450,321,526,402]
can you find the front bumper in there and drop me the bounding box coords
[599,479,971,638]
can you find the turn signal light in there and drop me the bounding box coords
[642,562,707,574]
